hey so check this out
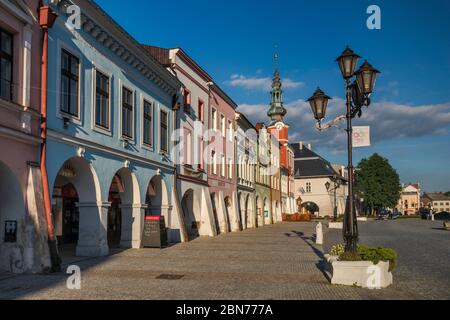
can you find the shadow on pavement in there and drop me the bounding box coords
[287,230,332,282]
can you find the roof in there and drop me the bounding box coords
[236,112,256,130]
[211,84,238,110]
[290,143,346,180]
[422,193,450,201]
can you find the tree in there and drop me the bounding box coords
[445,191,450,197]
[355,153,402,216]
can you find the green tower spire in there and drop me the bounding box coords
[268,51,287,125]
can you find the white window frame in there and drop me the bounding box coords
[211,107,217,131]
[140,93,154,150]
[91,66,112,136]
[56,41,82,124]
[119,81,135,142]
[159,106,170,154]
[220,114,226,137]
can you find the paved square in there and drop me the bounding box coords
[0,220,448,300]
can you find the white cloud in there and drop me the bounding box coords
[226,74,304,91]
[237,99,450,153]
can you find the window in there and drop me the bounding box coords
[211,108,217,130]
[121,87,133,139]
[95,71,110,129]
[160,110,168,152]
[61,49,79,116]
[143,100,153,146]
[0,29,13,101]
[184,89,191,113]
[198,137,204,170]
[183,128,192,166]
[228,158,233,179]
[228,120,233,141]
[221,114,226,137]
[198,99,204,122]
[306,182,312,193]
[221,154,226,177]
[212,151,217,175]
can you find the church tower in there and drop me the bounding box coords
[267,52,289,143]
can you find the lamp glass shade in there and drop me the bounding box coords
[325,181,331,191]
[307,88,331,121]
[336,47,360,79]
[355,60,380,95]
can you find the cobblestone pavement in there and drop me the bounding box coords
[0,221,445,300]
[324,219,450,300]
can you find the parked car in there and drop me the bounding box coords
[434,212,450,221]
[389,211,400,220]
[420,208,431,220]
[377,210,390,220]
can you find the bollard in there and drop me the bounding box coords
[315,222,323,245]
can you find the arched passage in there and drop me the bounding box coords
[107,168,140,248]
[224,196,232,232]
[0,161,26,272]
[256,196,263,227]
[238,193,244,231]
[302,202,320,216]
[181,189,199,240]
[263,197,270,225]
[244,194,251,229]
[146,175,169,217]
[51,157,102,257]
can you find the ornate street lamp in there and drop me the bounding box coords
[308,47,380,253]
[307,87,331,122]
[336,46,360,80]
[355,60,380,95]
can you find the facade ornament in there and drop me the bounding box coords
[124,159,130,168]
[77,146,86,158]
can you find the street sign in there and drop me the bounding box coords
[353,126,371,147]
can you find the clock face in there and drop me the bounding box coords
[276,123,284,130]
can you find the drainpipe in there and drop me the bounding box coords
[39,5,60,272]
[172,94,189,242]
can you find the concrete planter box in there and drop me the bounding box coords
[328,222,343,229]
[325,255,393,288]
[357,217,368,222]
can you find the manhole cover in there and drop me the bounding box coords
[156,274,184,280]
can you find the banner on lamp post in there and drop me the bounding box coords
[353,126,371,148]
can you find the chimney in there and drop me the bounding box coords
[299,141,303,150]
[307,143,312,150]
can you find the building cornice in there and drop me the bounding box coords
[0,125,42,145]
[47,129,175,172]
[174,49,213,83]
[52,0,182,96]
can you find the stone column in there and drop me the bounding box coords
[76,202,110,257]
[120,204,146,249]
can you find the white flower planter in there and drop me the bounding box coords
[324,255,393,288]
[328,222,343,229]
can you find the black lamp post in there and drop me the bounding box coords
[307,46,380,253]
[326,175,341,222]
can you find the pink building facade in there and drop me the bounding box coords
[208,85,239,233]
[0,0,50,273]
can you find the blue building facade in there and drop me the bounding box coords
[45,0,183,257]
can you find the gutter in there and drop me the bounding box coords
[39,4,61,272]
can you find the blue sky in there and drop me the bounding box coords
[96,0,450,192]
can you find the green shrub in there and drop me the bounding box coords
[338,252,362,261]
[333,244,398,272]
